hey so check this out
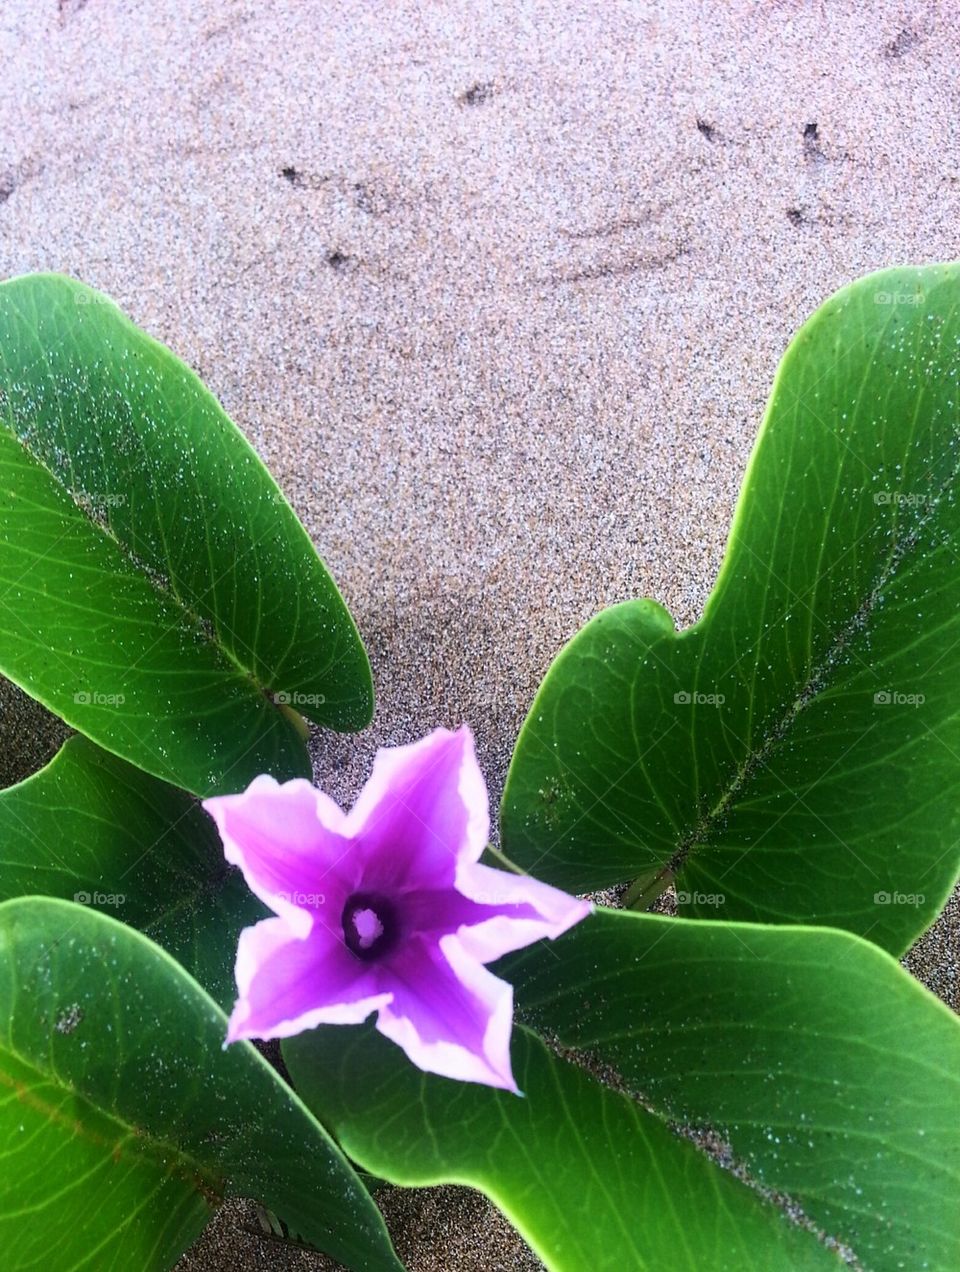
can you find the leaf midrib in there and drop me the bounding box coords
[0,1040,225,1202]
[667,453,960,879]
[525,1026,869,1266]
[0,387,274,707]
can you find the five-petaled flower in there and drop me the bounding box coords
[203,726,591,1091]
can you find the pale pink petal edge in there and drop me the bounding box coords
[454,861,593,964]
[344,725,489,863]
[375,934,519,1093]
[225,916,392,1043]
[203,774,348,939]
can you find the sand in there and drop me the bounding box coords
[1,1,958,1267]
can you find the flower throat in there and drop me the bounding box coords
[341,892,398,961]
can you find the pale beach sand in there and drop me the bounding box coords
[1,2,958,1266]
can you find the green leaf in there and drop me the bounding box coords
[0,735,264,1008]
[285,1024,840,1272]
[505,908,960,1272]
[502,262,960,953]
[0,273,372,797]
[286,907,960,1271]
[0,896,401,1272]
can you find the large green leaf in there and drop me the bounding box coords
[0,273,372,796]
[0,735,264,1008]
[0,896,400,1271]
[505,908,960,1272]
[286,908,960,1271]
[286,1024,840,1272]
[502,262,960,953]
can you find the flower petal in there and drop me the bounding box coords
[452,862,593,964]
[227,916,391,1043]
[347,726,489,891]
[204,775,355,937]
[374,934,517,1091]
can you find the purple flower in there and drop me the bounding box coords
[203,726,591,1091]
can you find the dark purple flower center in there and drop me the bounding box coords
[341,891,398,962]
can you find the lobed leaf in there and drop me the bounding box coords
[0,896,401,1272]
[286,907,960,1270]
[0,273,372,796]
[285,1019,841,1272]
[0,735,264,1009]
[505,908,960,1272]
[502,263,960,952]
